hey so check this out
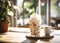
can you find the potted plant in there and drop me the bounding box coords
[0,0,13,33]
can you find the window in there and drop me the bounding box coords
[10,0,48,27]
[16,0,37,27]
[50,0,60,29]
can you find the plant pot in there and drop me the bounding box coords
[0,22,9,33]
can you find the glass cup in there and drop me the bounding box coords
[42,25,52,36]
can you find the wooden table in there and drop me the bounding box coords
[50,17,60,29]
[0,27,60,43]
[51,17,60,20]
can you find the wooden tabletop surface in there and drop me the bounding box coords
[0,27,60,43]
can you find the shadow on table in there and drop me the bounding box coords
[21,39,51,43]
[21,39,38,43]
[0,42,18,43]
